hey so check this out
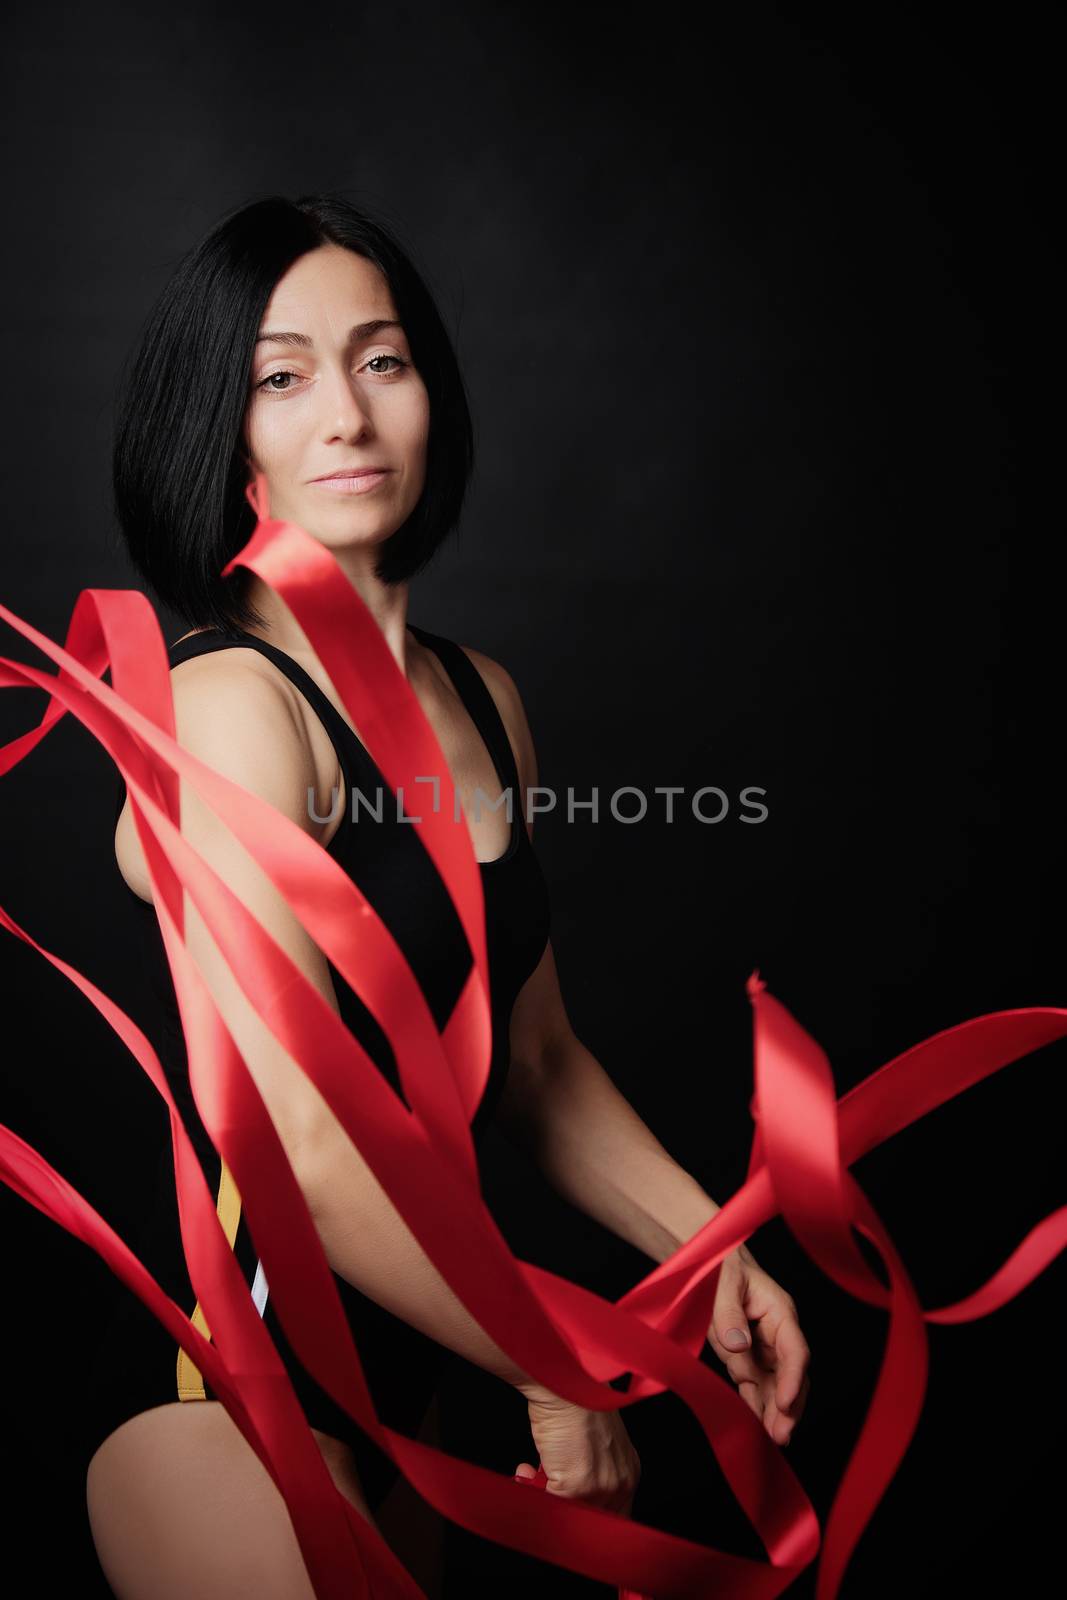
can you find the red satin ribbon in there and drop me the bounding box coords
[1,472,1063,1597]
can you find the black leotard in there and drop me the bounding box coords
[81,622,551,1510]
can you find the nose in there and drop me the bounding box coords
[319,362,372,439]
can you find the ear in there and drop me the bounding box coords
[244,469,271,521]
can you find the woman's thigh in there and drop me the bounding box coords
[85,1399,376,1600]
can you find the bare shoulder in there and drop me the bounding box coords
[455,644,539,795]
[113,647,322,902]
[164,646,309,744]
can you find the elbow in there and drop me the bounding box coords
[277,1112,344,1221]
[496,1031,576,1153]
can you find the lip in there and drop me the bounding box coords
[310,468,392,495]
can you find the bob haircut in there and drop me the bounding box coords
[111,192,474,637]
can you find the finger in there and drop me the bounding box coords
[724,1350,766,1388]
[708,1328,765,1388]
[738,1378,764,1419]
[772,1313,811,1413]
[788,1370,812,1425]
[715,1313,753,1355]
[769,1369,811,1443]
[764,1391,794,1445]
[751,1371,796,1445]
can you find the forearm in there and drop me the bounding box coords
[296,1119,551,1399]
[499,1035,723,1265]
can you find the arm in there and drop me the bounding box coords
[140,652,549,1399]
[460,645,722,1265]
[500,985,812,1444]
[496,942,723,1266]
[472,648,812,1444]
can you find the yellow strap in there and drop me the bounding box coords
[176,1158,242,1400]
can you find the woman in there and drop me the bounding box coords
[83,193,811,1597]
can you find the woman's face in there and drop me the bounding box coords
[244,243,429,554]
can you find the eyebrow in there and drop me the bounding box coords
[254,318,403,348]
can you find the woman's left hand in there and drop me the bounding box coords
[706,1243,811,1447]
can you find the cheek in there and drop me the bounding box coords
[244,400,272,461]
[398,384,431,454]
[245,398,305,465]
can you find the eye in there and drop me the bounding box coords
[363,354,410,376]
[254,354,410,395]
[255,369,302,394]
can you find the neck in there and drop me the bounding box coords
[239,563,416,681]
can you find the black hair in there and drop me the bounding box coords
[111,192,474,637]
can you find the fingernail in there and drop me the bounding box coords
[724,1328,749,1350]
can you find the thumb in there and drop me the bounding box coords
[717,1312,751,1352]
[514,1462,538,1480]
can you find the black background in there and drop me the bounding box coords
[0,3,1061,1595]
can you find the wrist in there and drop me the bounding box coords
[516,1380,567,1406]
